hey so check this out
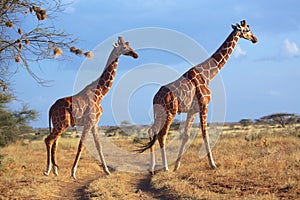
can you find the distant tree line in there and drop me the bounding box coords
[239,113,300,128]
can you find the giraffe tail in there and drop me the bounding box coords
[135,132,157,153]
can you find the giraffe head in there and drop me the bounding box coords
[113,36,139,59]
[231,20,258,43]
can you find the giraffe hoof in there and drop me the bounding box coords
[43,171,49,176]
[104,170,111,175]
[210,164,217,169]
[174,162,181,171]
[72,175,78,181]
[149,170,155,175]
[52,167,58,176]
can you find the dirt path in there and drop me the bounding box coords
[74,169,171,200]
[126,173,161,200]
[58,174,102,200]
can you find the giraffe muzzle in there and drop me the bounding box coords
[251,36,258,43]
[133,52,139,59]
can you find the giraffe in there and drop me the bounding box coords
[44,36,138,180]
[138,20,258,174]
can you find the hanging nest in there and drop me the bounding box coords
[53,47,63,58]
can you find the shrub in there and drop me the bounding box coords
[0,92,37,146]
[245,132,263,142]
[239,119,253,127]
[133,137,142,143]
[0,154,4,168]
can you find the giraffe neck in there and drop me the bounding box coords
[95,49,120,98]
[212,30,240,68]
[199,30,240,82]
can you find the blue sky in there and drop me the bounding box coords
[10,0,300,127]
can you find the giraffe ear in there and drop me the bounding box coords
[113,42,119,48]
[232,23,241,30]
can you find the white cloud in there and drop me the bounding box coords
[256,38,300,62]
[282,39,300,57]
[233,45,247,58]
[268,90,281,97]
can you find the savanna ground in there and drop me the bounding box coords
[0,123,299,199]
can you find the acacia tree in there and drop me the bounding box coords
[259,113,298,128]
[0,0,93,88]
[0,0,93,145]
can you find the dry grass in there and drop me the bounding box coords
[0,138,108,199]
[0,124,299,199]
[149,127,300,200]
[85,172,145,200]
[86,124,300,200]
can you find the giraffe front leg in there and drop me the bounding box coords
[200,105,217,169]
[160,145,168,171]
[91,125,111,175]
[72,127,90,180]
[174,112,196,171]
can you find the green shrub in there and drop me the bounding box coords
[0,154,4,167]
[239,119,253,127]
[0,92,37,146]
[245,132,263,142]
[133,137,142,143]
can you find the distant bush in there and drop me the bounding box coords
[133,137,142,143]
[0,92,37,147]
[239,119,253,127]
[245,132,263,142]
[105,127,120,137]
[61,132,67,138]
[170,119,181,131]
[0,154,4,167]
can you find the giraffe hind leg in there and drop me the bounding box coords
[44,133,58,176]
[157,113,175,172]
[148,128,156,174]
[44,127,64,176]
[44,135,52,176]
[51,139,59,176]
[146,110,164,174]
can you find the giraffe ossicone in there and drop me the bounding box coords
[138,20,258,174]
[44,36,138,180]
